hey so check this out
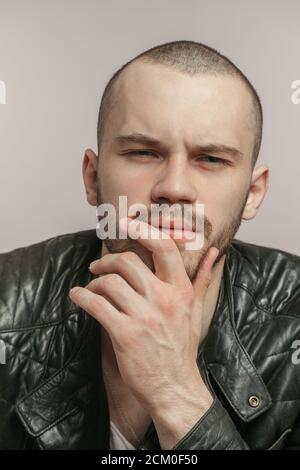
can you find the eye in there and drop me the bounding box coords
[196,155,230,166]
[125,150,159,158]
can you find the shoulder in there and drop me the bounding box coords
[0,229,100,330]
[228,239,300,318]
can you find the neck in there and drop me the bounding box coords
[200,254,225,340]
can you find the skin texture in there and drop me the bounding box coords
[70,60,269,449]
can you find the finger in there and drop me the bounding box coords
[89,251,160,296]
[85,273,149,317]
[120,217,190,286]
[192,247,219,298]
[69,286,127,335]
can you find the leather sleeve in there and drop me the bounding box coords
[171,397,249,450]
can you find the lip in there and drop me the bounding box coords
[148,218,198,242]
[149,218,196,232]
[158,227,197,241]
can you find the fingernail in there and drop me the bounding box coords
[89,260,98,270]
[70,287,80,295]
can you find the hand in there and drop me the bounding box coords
[69,218,219,413]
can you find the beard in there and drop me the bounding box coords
[96,188,248,282]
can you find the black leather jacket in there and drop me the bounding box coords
[0,229,300,450]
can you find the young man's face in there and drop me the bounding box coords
[85,61,268,280]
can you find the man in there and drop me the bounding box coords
[0,40,300,450]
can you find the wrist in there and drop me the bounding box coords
[146,375,214,450]
[146,372,213,419]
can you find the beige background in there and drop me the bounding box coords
[0,0,299,254]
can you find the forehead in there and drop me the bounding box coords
[106,61,254,156]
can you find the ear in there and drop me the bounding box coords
[242,164,269,220]
[82,148,98,207]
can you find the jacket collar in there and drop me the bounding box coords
[16,237,272,449]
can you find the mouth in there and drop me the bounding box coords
[149,216,196,231]
[149,218,198,241]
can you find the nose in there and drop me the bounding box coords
[151,155,198,205]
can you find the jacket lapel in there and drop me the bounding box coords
[202,249,272,422]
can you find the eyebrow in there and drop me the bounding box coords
[114,133,243,159]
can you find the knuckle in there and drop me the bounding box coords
[150,280,165,299]
[118,328,137,348]
[198,268,211,286]
[118,251,138,265]
[145,314,160,330]
[158,240,176,253]
[100,273,121,289]
[202,274,211,289]
[158,287,193,314]
[159,292,178,312]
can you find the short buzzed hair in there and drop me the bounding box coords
[97,40,263,167]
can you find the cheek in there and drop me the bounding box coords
[99,158,152,205]
[202,177,247,228]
